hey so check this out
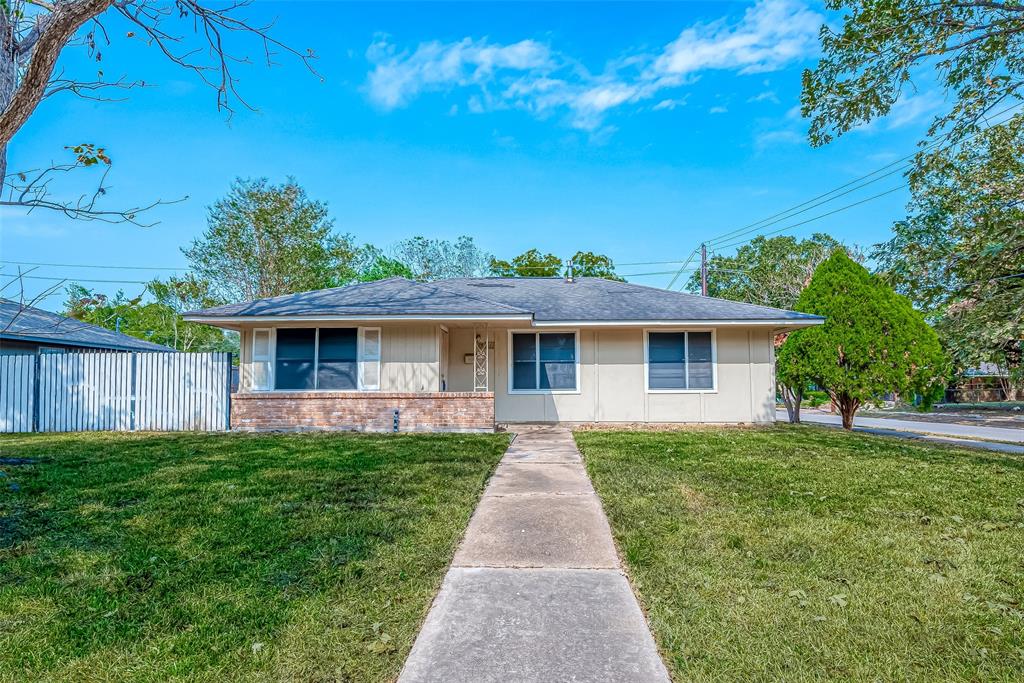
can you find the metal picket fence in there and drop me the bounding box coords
[0,352,231,433]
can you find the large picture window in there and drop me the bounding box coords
[510,331,577,391]
[269,327,377,391]
[647,331,715,391]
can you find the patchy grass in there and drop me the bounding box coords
[0,431,508,682]
[576,426,1024,682]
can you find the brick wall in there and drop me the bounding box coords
[230,391,495,433]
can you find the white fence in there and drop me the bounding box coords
[0,352,231,433]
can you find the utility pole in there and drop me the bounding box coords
[700,243,708,296]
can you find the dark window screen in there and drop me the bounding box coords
[648,332,686,389]
[512,333,537,390]
[275,328,315,390]
[539,333,576,390]
[317,328,357,389]
[687,332,714,389]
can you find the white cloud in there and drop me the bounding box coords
[747,90,780,104]
[654,97,688,111]
[885,91,944,129]
[364,0,823,131]
[709,105,729,114]
[755,129,803,149]
[652,0,821,78]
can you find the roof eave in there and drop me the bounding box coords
[531,318,825,328]
[182,313,536,326]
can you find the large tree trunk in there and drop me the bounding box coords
[779,382,803,423]
[0,6,14,184]
[835,393,860,430]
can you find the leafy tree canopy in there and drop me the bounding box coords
[63,279,235,354]
[490,249,562,277]
[570,251,623,280]
[782,251,948,428]
[390,236,492,280]
[685,233,858,309]
[802,0,1024,148]
[490,249,623,280]
[874,117,1024,386]
[183,177,360,302]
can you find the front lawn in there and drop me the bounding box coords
[0,431,508,682]
[576,426,1024,682]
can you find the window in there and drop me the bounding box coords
[317,328,358,389]
[510,331,577,392]
[275,329,316,390]
[265,327,379,391]
[647,331,715,391]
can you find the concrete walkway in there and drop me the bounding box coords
[399,427,670,682]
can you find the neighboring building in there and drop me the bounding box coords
[0,298,173,354]
[184,277,823,432]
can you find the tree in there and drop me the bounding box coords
[490,249,623,279]
[802,0,1024,397]
[1,0,315,223]
[63,280,232,352]
[570,251,623,280]
[781,251,948,429]
[391,236,492,280]
[354,247,415,282]
[775,330,817,424]
[685,234,857,309]
[802,1,1024,149]
[873,118,1024,397]
[183,178,359,302]
[686,233,859,421]
[490,249,562,277]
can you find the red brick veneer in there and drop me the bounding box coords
[230,391,495,432]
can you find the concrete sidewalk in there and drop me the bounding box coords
[399,427,669,683]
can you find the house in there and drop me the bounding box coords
[0,298,173,354]
[183,277,823,431]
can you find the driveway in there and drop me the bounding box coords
[779,410,1024,454]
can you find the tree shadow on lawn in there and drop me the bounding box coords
[0,431,506,681]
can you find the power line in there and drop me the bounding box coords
[712,186,906,250]
[0,275,151,285]
[700,101,1024,252]
[0,259,186,271]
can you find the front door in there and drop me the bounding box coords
[439,327,449,391]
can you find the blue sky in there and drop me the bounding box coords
[4,0,942,310]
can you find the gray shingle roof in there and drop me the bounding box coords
[185,277,821,324]
[0,298,174,352]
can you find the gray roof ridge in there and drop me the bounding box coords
[0,298,173,350]
[590,277,824,318]
[425,279,534,314]
[185,277,417,317]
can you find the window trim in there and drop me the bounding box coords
[251,327,275,391]
[255,326,376,392]
[643,328,718,394]
[506,329,581,395]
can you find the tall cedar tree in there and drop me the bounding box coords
[781,251,947,429]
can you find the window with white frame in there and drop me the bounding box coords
[510,331,577,391]
[647,331,715,391]
[266,327,379,391]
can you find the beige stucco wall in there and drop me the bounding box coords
[449,326,775,424]
[236,323,776,424]
[237,325,439,393]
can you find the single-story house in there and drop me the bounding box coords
[184,276,823,432]
[0,298,173,354]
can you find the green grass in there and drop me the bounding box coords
[0,431,509,682]
[576,426,1024,682]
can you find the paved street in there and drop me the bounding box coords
[780,410,1024,454]
[399,427,669,683]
